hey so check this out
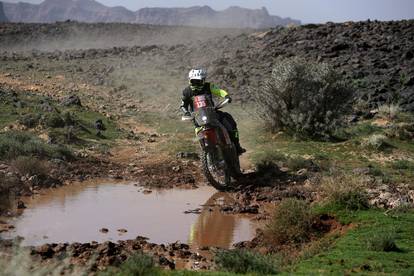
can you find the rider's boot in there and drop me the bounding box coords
[231,130,246,155]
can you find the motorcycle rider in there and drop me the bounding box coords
[180,68,246,155]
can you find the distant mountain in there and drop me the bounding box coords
[0,1,7,22]
[1,0,300,28]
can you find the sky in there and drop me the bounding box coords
[4,0,414,23]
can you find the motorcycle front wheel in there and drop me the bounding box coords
[201,149,232,191]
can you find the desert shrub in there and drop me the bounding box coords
[43,112,65,128]
[391,160,413,170]
[0,174,18,194]
[0,131,73,160]
[366,230,400,252]
[62,111,76,126]
[100,253,161,276]
[11,156,48,177]
[320,173,370,211]
[19,113,40,128]
[251,57,354,139]
[377,104,401,121]
[287,157,318,172]
[255,160,282,178]
[364,134,392,151]
[215,249,278,275]
[385,123,414,141]
[265,198,314,245]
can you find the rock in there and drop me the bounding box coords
[99,228,109,233]
[296,168,308,176]
[172,166,181,172]
[117,229,128,233]
[143,190,152,194]
[17,200,26,209]
[184,208,202,214]
[176,152,199,160]
[61,95,82,106]
[35,244,54,259]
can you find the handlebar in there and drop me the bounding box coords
[215,98,230,110]
[181,115,193,121]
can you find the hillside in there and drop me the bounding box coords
[1,0,300,28]
[1,20,412,113]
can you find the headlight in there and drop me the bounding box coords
[202,116,208,122]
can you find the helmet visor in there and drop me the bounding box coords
[190,79,204,87]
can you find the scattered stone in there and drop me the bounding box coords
[99,228,109,233]
[61,95,82,106]
[117,229,128,233]
[176,152,199,160]
[17,200,26,209]
[184,208,202,214]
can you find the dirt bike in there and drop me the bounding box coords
[182,95,241,191]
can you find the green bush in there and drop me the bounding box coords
[366,230,400,252]
[0,131,72,160]
[43,112,65,128]
[385,123,414,141]
[11,156,48,177]
[251,57,354,139]
[100,253,161,276]
[19,113,40,128]
[215,249,278,275]
[265,198,314,245]
[391,160,413,170]
[62,111,76,126]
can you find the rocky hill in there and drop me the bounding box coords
[1,0,300,28]
[0,2,7,22]
[135,6,299,29]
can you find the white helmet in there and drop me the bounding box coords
[188,68,207,81]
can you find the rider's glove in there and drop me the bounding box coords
[225,96,232,103]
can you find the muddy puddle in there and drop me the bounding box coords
[1,180,257,249]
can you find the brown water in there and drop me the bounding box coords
[1,180,256,249]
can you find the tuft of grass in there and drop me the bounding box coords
[19,113,41,128]
[215,249,278,275]
[286,156,317,172]
[391,160,413,170]
[100,253,161,276]
[319,173,370,211]
[363,134,392,151]
[11,156,49,177]
[377,104,402,121]
[0,131,73,160]
[265,198,314,245]
[42,112,66,128]
[366,230,401,252]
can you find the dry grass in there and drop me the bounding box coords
[363,134,392,151]
[265,198,314,246]
[11,156,49,178]
[319,173,370,211]
[377,104,402,121]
